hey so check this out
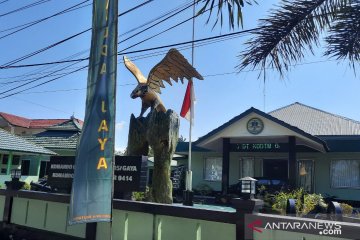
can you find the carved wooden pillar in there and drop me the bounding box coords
[127,114,149,156]
[147,110,179,204]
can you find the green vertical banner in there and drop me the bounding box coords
[69,0,118,224]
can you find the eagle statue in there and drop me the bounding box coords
[123,48,204,117]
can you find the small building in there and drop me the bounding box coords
[24,118,82,156]
[0,128,56,184]
[0,112,76,136]
[0,112,82,182]
[180,102,360,202]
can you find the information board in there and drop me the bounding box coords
[47,156,74,193]
[47,156,148,194]
[113,156,148,192]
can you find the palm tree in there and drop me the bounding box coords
[197,0,258,28]
[199,0,359,77]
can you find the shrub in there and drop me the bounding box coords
[132,187,152,201]
[271,188,328,216]
[340,203,353,216]
[21,182,31,190]
[302,193,327,215]
[257,185,267,197]
[272,188,304,215]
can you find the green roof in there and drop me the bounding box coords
[269,102,360,135]
[318,136,360,152]
[46,118,82,131]
[176,142,210,153]
[0,129,56,155]
[24,130,80,150]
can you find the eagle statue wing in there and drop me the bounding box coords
[123,56,148,84]
[147,48,203,94]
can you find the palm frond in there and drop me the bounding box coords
[196,0,257,29]
[325,2,360,67]
[238,0,349,77]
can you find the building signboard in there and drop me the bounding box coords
[230,143,289,152]
[113,156,148,192]
[48,156,147,194]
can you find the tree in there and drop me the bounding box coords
[200,0,359,77]
[197,0,257,29]
[178,135,187,142]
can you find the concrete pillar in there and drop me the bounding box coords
[222,138,230,195]
[6,153,13,175]
[233,198,264,240]
[288,136,296,188]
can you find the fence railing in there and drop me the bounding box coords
[0,189,359,240]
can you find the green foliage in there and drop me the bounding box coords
[272,188,304,215]
[263,192,274,204]
[194,183,214,196]
[272,188,327,216]
[302,193,327,215]
[257,185,266,193]
[178,135,187,142]
[236,0,358,77]
[21,182,31,190]
[197,0,257,29]
[132,187,152,201]
[340,203,353,216]
[271,189,358,218]
[196,1,359,76]
[256,185,268,201]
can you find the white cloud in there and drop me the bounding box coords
[115,121,126,131]
[115,145,126,153]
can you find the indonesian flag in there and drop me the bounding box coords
[180,80,195,124]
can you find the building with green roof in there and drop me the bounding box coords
[24,118,81,156]
[183,102,360,203]
[0,113,80,185]
[0,128,56,185]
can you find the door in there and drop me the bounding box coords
[263,159,288,180]
[21,160,30,176]
[39,161,48,178]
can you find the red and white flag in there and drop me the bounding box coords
[180,80,195,124]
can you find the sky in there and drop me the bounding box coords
[0,0,359,151]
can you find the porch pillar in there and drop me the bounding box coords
[222,138,230,195]
[6,152,13,175]
[288,136,296,188]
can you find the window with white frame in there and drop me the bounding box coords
[331,160,360,188]
[297,160,314,192]
[204,157,222,181]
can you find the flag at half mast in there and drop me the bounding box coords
[69,0,118,224]
[180,80,195,124]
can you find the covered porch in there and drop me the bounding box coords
[196,107,328,194]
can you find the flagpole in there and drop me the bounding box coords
[188,0,196,191]
[183,0,196,206]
